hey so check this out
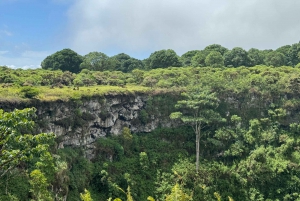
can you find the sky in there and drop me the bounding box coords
[0,0,300,69]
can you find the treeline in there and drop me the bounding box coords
[40,42,300,73]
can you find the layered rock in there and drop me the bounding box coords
[3,94,178,158]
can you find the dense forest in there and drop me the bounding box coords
[1,42,300,201]
[39,42,300,74]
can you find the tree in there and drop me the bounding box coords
[108,53,144,72]
[0,108,55,177]
[224,47,250,67]
[146,49,182,69]
[287,42,300,66]
[41,48,83,73]
[264,51,286,67]
[181,50,201,66]
[276,45,290,65]
[248,48,265,66]
[112,53,131,64]
[80,52,113,71]
[205,51,224,67]
[121,58,145,72]
[204,44,228,55]
[170,87,225,172]
[191,51,207,67]
[110,53,132,71]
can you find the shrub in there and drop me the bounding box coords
[139,109,149,124]
[20,86,39,98]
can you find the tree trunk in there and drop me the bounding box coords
[196,131,200,173]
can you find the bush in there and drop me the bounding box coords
[20,86,39,98]
[139,109,149,124]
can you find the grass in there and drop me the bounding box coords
[0,85,181,103]
[37,85,153,101]
[0,87,25,103]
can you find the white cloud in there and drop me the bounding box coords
[0,50,50,69]
[66,0,300,58]
[203,0,300,50]
[5,64,38,70]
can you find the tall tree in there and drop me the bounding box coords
[109,53,145,72]
[224,47,250,67]
[146,49,182,69]
[181,50,201,66]
[191,51,207,67]
[287,42,300,66]
[205,51,224,67]
[204,44,228,55]
[248,48,265,66]
[121,58,145,72]
[80,52,113,71]
[264,51,286,67]
[110,53,132,71]
[41,48,83,73]
[276,45,291,55]
[170,87,225,172]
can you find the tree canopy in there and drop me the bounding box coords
[180,50,201,66]
[41,48,83,73]
[0,108,54,177]
[110,53,145,72]
[204,44,228,55]
[80,52,113,71]
[264,51,286,67]
[38,41,300,73]
[205,51,224,67]
[224,47,250,67]
[146,49,182,69]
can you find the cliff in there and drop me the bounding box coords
[0,92,180,158]
[1,86,299,159]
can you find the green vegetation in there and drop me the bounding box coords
[2,105,300,200]
[170,86,225,172]
[2,42,300,200]
[0,108,55,200]
[41,48,83,73]
[37,41,300,73]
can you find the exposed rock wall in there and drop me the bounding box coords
[1,93,179,157]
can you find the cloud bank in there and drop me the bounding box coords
[67,0,300,58]
[0,50,50,69]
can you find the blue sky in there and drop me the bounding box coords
[0,0,70,68]
[1,0,300,68]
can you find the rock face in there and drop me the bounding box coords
[11,94,179,158]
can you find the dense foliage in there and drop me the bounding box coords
[0,108,55,200]
[38,42,300,73]
[41,48,83,73]
[2,41,300,200]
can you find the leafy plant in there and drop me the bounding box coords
[20,86,39,98]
